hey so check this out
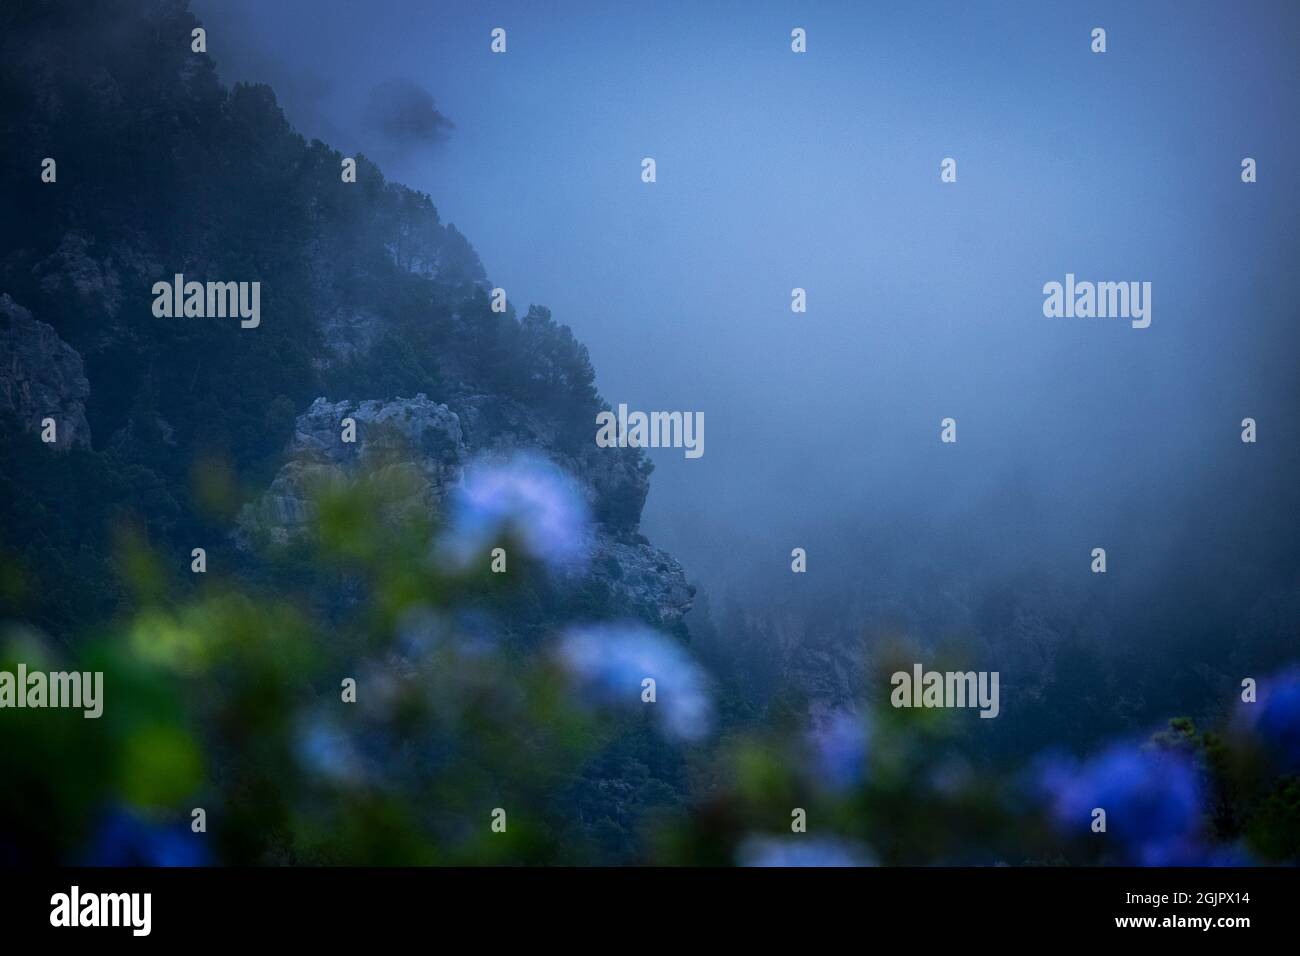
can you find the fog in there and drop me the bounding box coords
[193,0,1300,707]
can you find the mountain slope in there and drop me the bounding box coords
[0,0,691,636]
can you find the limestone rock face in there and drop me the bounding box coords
[584,533,696,628]
[0,295,92,450]
[241,392,693,626]
[238,394,465,544]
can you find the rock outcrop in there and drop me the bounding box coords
[585,532,696,629]
[240,393,694,627]
[0,294,92,450]
[238,394,465,541]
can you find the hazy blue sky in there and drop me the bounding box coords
[193,0,1299,608]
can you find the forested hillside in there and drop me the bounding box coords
[0,0,670,637]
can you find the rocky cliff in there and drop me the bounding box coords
[0,295,91,450]
[0,0,693,637]
[239,392,694,627]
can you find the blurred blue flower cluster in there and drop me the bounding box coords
[558,623,712,742]
[81,806,208,867]
[440,454,590,571]
[737,835,874,867]
[807,708,870,793]
[1037,743,1204,865]
[297,718,363,785]
[1241,667,1300,772]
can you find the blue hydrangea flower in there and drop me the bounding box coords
[737,835,874,867]
[80,805,209,867]
[297,719,362,785]
[807,708,869,792]
[441,454,590,571]
[1241,666,1300,772]
[1036,742,1204,866]
[557,623,711,741]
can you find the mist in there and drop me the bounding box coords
[192,0,1300,732]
